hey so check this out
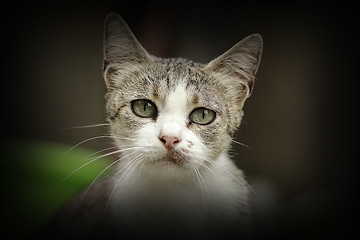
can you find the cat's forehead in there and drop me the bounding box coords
[146,59,207,92]
[154,58,206,84]
[151,64,222,114]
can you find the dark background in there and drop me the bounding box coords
[1,1,358,238]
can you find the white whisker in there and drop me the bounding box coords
[200,155,264,209]
[237,175,265,210]
[62,135,115,158]
[122,154,146,186]
[191,165,209,205]
[109,151,146,182]
[113,136,138,142]
[138,155,149,176]
[78,146,119,163]
[62,147,143,182]
[61,123,110,130]
[193,157,215,175]
[80,157,121,203]
[104,153,145,218]
[231,139,253,150]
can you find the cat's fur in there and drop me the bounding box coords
[44,13,262,240]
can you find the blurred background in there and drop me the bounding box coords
[1,1,358,238]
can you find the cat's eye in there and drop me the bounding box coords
[131,99,158,118]
[189,107,216,125]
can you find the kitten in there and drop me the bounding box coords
[45,13,262,240]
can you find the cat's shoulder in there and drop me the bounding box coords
[38,177,113,239]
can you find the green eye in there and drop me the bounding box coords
[131,99,158,118]
[189,107,216,125]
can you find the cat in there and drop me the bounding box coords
[43,13,262,240]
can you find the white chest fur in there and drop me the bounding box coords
[107,152,250,235]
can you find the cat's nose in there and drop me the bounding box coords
[159,136,181,149]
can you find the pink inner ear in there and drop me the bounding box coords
[236,83,250,102]
[106,66,117,76]
[104,67,119,89]
[239,83,247,92]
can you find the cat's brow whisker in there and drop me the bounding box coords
[231,139,253,150]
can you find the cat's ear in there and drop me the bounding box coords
[103,13,152,90]
[204,34,263,97]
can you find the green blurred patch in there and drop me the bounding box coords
[2,139,113,237]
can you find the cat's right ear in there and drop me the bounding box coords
[103,13,152,90]
[204,34,263,98]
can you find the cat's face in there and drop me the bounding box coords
[105,60,235,174]
[103,14,262,176]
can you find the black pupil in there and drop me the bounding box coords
[202,110,206,119]
[144,102,150,111]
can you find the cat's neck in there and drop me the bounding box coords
[107,152,249,234]
[109,152,247,207]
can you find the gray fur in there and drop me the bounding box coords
[43,13,263,240]
[103,13,262,237]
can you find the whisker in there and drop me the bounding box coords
[109,151,145,182]
[196,152,263,209]
[62,135,139,160]
[203,156,264,209]
[77,144,144,163]
[110,158,131,182]
[231,139,253,150]
[61,135,115,158]
[80,151,140,210]
[77,146,119,163]
[193,166,203,191]
[122,154,146,187]
[61,123,110,130]
[104,153,146,218]
[191,165,209,205]
[62,147,143,183]
[237,175,265,210]
[113,136,138,142]
[138,155,149,176]
[79,157,121,203]
[193,157,215,175]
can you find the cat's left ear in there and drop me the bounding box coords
[204,34,263,97]
[103,13,153,90]
[103,13,151,66]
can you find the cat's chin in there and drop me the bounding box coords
[148,150,190,168]
[139,152,193,179]
[165,150,188,165]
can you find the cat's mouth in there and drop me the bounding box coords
[164,150,188,165]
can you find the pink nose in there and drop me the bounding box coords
[159,136,181,149]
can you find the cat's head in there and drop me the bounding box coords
[102,13,262,176]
